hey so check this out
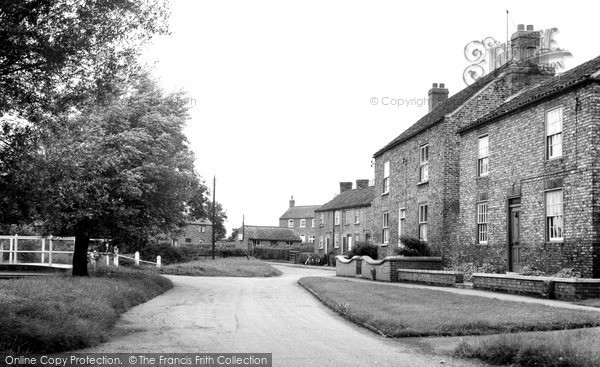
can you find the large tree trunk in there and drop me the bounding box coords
[72,229,90,276]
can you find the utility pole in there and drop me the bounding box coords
[211,175,216,260]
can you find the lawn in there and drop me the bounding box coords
[454,328,600,367]
[0,266,173,353]
[160,257,282,277]
[298,277,600,337]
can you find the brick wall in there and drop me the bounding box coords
[397,269,464,286]
[173,223,212,246]
[314,205,374,256]
[279,218,318,244]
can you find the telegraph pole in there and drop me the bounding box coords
[211,175,216,260]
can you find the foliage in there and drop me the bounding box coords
[395,235,432,257]
[345,242,378,259]
[446,262,506,282]
[205,201,228,241]
[252,247,290,261]
[518,265,548,276]
[228,228,239,241]
[0,267,172,353]
[138,244,199,265]
[0,0,170,116]
[220,248,247,258]
[291,244,317,252]
[298,277,600,338]
[298,252,328,266]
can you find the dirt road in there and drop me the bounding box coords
[83,265,484,367]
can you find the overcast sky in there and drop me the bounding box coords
[142,0,600,234]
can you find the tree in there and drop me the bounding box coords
[228,228,239,242]
[0,0,169,116]
[206,201,228,241]
[14,75,207,275]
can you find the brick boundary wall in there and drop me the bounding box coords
[397,269,464,286]
[335,256,361,277]
[472,273,600,301]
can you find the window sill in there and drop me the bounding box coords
[546,156,563,162]
[380,243,388,247]
[355,222,360,225]
[381,191,390,196]
[546,240,564,245]
[477,174,490,180]
[417,180,429,186]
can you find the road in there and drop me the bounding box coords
[83,265,484,367]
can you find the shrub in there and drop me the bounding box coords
[291,244,315,252]
[252,247,290,261]
[395,235,431,257]
[220,248,247,258]
[345,242,378,259]
[138,244,188,265]
[446,262,506,282]
[518,265,548,276]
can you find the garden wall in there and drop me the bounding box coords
[397,269,463,286]
[472,273,600,301]
[335,256,361,277]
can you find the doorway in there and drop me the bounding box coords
[508,198,522,272]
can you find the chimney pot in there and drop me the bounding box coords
[289,196,295,208]
[439,83,445,88]
[432,83,438,88]
[356,179,369,189]
[518,24,525,31]
[526,24,534,31]
[339,182,353,194]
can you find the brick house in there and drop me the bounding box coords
[279,197,320,244]
[314,180,374,255]
[235,225,302,254]
[170,219,213,246]
[372,61,554,259]
[457,55,600,278]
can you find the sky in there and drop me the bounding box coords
[141,0,600,235]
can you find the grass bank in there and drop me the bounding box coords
[0,266,173,353]
[160,257,282,277]
[298,277,600,337]
[454,328,600,366]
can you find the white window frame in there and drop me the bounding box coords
[546,189,564,242]
[325,234,331,251]
[334,233,339,248]
[335,211,340,225]
[383,161,390,194]
[308,235,315,244]
[546,107,563,159]
[288,219,294,228]
[319,236,324,249]
[419,203,428,241]
[477,202,488,244]
[419,144,429,182]
[382,212,390,244]
[398,207,406,242]
[300,219,306,228]
[300,234,306,243]
[355,209,360,224]
[320,212,324,225]
[311,219,315,228]
[478,135,489,177]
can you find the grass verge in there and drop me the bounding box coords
[160,257,282,277]
[298,277,600,337]
[0,266,173,353]
[453,328,600,366]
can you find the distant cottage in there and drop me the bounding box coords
[278,197,320,244]
[235,225,301,254]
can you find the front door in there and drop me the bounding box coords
[342,236,347,253]
[347,235,353,252]
[509,203,522,272]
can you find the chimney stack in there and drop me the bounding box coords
[356,179,370,189]
[340,182,353,193]
[511,24,540,62]
[428,82,449,112]
[289,196,295,208]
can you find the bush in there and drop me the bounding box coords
[220,248,247,258]
[138,244,189,265]
[252,247,290,261]
[395,235,431,257]
[291,244,315,252]
[345,242,378,259]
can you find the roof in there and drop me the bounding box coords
[373,63,513,158]
[460,55,600,133]
[315,186,375,212]
[242,226,301,241]
[187,218,212,226]
[279,205,320,220]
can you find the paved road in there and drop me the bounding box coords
[84,265,484,367]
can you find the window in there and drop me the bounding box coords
[308,235,315,244]
[325,235,331,250]
[345,210,352,225]
[355,209,360,224]
[546,190,564,241]
[383,161,390,194]
[300,234,306,243]
[300,219,306,228]
[311,219,315,228]
[419,144,429,182]
[477,202,488,244]
[252,239,261,246]
[335,211,340,225]
[478,135,489,176]
[419,204,428,241]
[320,213,324,225]
[319,236,324,249]
[355,233,360,242]
[399,208,406,240]
[185,238,192,243]
[382,212,390,244]
[200,226,206,233]
[334,233,339,248]
[288,219,294,228]
[546,107,563,159]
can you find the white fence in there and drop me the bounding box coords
[0,235,161,268]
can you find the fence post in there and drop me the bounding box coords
[0,241,3,264]
[113,254,119,267]
[156,256,161,268]
[41,238,46,264]
[14,234,18,264]
[48,235,53,265]
[9,237,13,264]
[135,251,140,266]
[106,253,110,266]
